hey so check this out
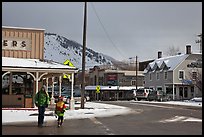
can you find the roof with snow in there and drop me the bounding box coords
[143,54,189,73]
[2,57,77,70]
[104,69,144,76]
[2,26,45,31]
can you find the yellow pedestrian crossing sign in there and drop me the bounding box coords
[63,59,75,79]
[96,85,100,93]
[64,59,74,67]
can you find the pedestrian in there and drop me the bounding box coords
[34,85,50,127]
[55,96,66,127]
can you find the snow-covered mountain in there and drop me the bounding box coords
[44,33,113,69]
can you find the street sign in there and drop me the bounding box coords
[96,85,100,93]
[64,59,74,67]
[63,59,75,79]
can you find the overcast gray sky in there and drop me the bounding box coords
[2,2,202,61]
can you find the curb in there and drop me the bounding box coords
[2,108,38,111]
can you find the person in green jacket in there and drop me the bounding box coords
[35,85,50,127]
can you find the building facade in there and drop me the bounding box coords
[2,26,77,108]
[143,45,202,100]
[88,66,145,87]
[2,26,45,59]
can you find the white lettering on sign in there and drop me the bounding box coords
[2,37,31,51]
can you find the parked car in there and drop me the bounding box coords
[48,84,90,104]
[128,90,136,101]
[61,90,90,104]
[147,90,169,102]
[136,88,152,101]
[47,85,66,99]
[123,90,136,101]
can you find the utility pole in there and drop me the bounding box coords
[135,56,138,90]
[129,56,138,90]
[81,2,87,109]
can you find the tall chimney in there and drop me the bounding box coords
[158,51,162,59]
[186,45,191,54]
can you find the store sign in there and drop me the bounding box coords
[107,74,117,80]
[107,74,118,86]
[2,37,31,51]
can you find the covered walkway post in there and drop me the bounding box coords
[69,73,75,110]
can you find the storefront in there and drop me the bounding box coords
[2,26,78,108]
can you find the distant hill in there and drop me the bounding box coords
[44,33,114,69]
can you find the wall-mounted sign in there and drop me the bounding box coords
[2,37,31,51]
[107,74,117,80]
[107,74,118,86]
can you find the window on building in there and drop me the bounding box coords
[131,80,136,86]
[157,87,162,91]
[166,87,173,95]
[98,77,104,85]
[156,72,159,80]
[192,72,197,80]
[149,73,152,81]
[184,87,188,98]
[94,75,97,85]
[178,70,184,80]
[179,87,183,98]
[164,71,168,80]
[2,74,10,95]
[12,74,25,95]
[191,86,194,97]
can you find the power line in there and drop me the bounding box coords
[90,2,127,60]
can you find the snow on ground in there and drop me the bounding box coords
[2,102,132,124]
[137,100,202,107]
[2,100,202,124]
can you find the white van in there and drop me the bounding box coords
[136,88,152,101]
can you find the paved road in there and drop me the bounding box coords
[97,101,202,135]
[2,101,202,135]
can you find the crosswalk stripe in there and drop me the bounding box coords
[90,117,115,135]
[159,116,202,123]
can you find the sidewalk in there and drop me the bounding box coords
[2,101,132,125]
[2,102,93,111]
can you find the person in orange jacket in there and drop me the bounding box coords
[55,96,67,127]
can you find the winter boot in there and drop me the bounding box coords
[60,120,63,126]
[57,121,61,127]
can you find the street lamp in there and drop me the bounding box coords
[129,56,138,90]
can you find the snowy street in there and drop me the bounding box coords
[2,100,202,125]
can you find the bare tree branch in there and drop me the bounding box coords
[165,46,181,56]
